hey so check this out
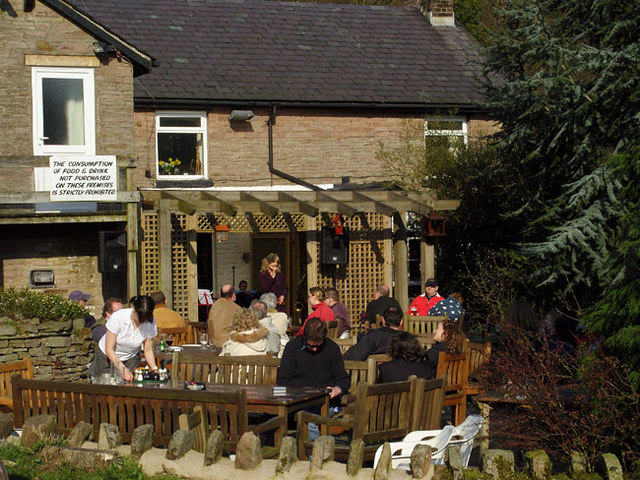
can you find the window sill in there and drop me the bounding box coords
[155,179,214,188]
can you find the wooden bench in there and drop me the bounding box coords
[0,357,33,412]
[436,350,470,426]
[172,351,280,385]
[466,341,491,396]
[11,376,282,451]
[334,336,356,355]
[296,377,417,461]
[403,315,448,335]
[410,375,447,430]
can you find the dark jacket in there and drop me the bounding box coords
[421,341,449,378]
[364,296,401,324]
[343,327,402,361]
[377,358,434,383]
[277,336,350,393]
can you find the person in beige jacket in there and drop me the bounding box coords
[220,309,270,356]
[207,284,242,348]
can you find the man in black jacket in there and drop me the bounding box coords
[343,307,404,361]
[364,284,401,325]
[278,317,350,398]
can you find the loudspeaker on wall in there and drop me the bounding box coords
[99,231,127,273]
[321,226,349,265]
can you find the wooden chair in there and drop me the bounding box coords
[410,375,447,431]
[0,357,34,412]
[436,350,470,426]
[369,353,391,372]
[158,326,191,346]
[296,377,417,461]
[343,357,377,397]
[179,405,207,453]
[172,350,280,385]
[404,315,447,335]
[326,320,339,339]
[465,341,491,396]
[188,321,207,343]
[334,336,356,355]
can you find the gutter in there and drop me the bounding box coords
[268,106,323,192]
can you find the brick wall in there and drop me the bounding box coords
[0,224,105,317]
[134,108,421,188]
[0,0,135,161]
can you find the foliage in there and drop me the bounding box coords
[481,327,640,471]
[158,157,181,175]
[483,0,640,377]
[0,444,183,480]
[0,287,87,322]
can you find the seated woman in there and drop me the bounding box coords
[220,308,270,356]
[89,295,158,382]
[377,331,432,383]
[294,287,335,337]
[421,318,466,378]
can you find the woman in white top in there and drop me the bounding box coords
[89,295,158,382]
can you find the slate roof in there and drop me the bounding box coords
[64,0,485,109]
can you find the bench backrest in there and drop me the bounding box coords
[411,375,447,430]
[173,351,280,385]
[334,336,356,355]
[326,320,339,339]
[0,357,34,410]
[158,326,191,346]
[11,376,248,449]
[436,349,470,395]
[403,315,448,335]
[352,376,417,443]
[467,340,491,379]
[188,322,206,344]
[344,358,377,393]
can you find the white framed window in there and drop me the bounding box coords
[424,116,467,150]
[32,67,96,156]
[156,112,207,179]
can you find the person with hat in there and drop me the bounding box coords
[69,290,98,334]
[407,278,444,316]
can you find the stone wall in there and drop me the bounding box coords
[0,317,93,382]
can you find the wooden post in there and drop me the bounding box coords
[158,199,173,304]
[421,242,435,285]
[305,215,318,324]
[393,212,409,312]
[186,213,198,322]
[125,162,139,301]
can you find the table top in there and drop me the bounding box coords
[154,344,221,361]
[141,381,328,406]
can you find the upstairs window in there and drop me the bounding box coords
[424,117,467,151]
[156,113,207,178]
[32,67,95,155]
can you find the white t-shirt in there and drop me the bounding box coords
[98,308,157,361]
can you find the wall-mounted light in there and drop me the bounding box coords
[229,110,254,122]
[30,269,55,288]
[92,42,119,63]
[214,224,231,242]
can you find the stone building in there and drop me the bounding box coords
[0,0,493,323]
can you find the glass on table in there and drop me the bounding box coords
[199,332,208,349]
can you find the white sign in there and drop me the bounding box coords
[49,156,117,201]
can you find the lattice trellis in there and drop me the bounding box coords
[196,213,305,232]
[314,212,391,322]
[140,211,159,295]
[171,213,190,319]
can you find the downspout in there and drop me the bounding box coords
[268,106,323,191]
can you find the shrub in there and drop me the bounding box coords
[0,287,87,322]
[481,328,640,472]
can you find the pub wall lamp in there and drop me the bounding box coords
[229,110,254,122]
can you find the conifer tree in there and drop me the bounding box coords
[484,0,640,378]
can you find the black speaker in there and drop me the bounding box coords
[99,231,127,273]
[321,226,349,264]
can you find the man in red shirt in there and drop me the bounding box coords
[407,278,444,316]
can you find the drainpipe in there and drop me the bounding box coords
[268,106,323,191]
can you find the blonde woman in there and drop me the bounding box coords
[258,253,288,312]
[220,309,270,356]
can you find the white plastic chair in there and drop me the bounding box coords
[403,414,484,468]
[446,414,484,468]
[373,425,455,470]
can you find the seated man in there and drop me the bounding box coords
[324,287,351,338]
[407,278,444,316]
[364,284,401,325]
[150,290,186,329]
[343,306,404,361]
[278,317,349,399]
[207,284,242,348]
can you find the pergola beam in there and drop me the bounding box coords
[239,192,279,216]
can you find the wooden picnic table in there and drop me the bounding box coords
[140,382,329,444]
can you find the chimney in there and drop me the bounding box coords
[421,0,455,27]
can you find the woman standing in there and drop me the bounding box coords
[258,253,288,313]
[90,295,159,382]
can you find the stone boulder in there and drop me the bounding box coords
[0,414,13,439]
[235,431,262,470]
[204,430,224,466]
[39,445,116,471]
[67,421,92,447]
[166,430,194,460]
[22,414,56,448]
[131,425,154,459]
[98,423,122,450]
[275,436,297,473]
[481,449,514,480]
